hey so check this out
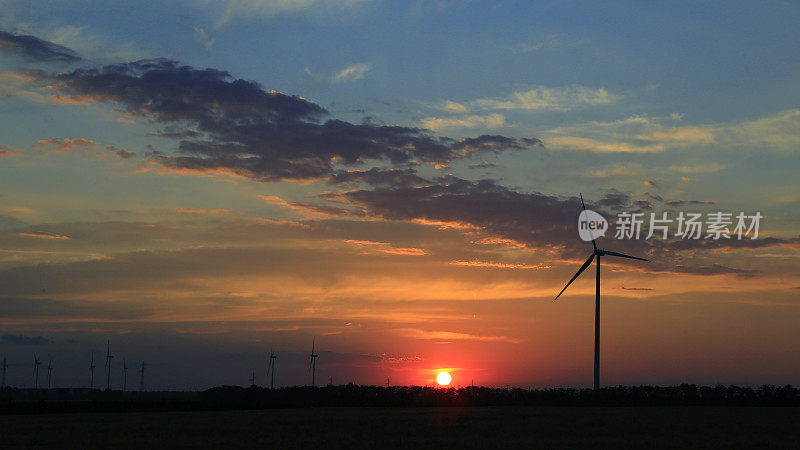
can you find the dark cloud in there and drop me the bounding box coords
[105,145,136,159]
[1,334,51,345]
[340,177,793,276]
[664,199,715,207]
[597,192,631,211]
[329,168,429,187]
[0,30,81,62]
[37,59,537,182]
[468,162,497,169]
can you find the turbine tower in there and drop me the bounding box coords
[33,354,40,389]
[90,352,96,389]
[309,338,318,387]
[554,193,649,390]
[1,357,7,387]
[47,358,53,388]
[104,341,113,390]
[139,361,145,392]
[123,358,128,391]
[267,349,277,389]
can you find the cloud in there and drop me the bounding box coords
[1,334,51,345]
[193,0,370,49]
[37,59,537,183]
[468,162,496,169]
[448,260,549,270]
[329,168,429,187]
[0,145,23,158]
[340,178,794,275]
[421,113,506,131]
[345,240,428,256]
[18,231,70,240]
[471,86,617,111]
[544,110,800,154]
[0,29,81,62]
[586,163,643,179]
[663,199,715,207]
[668,163,727,174]
[34,137,99,152]
[395,328,522,343]
[331,63,372,83]
[105,145,136,159]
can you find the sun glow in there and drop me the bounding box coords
[436,371,452,386]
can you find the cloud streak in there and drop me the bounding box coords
[0,29,82,62]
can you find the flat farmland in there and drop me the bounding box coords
[2,406,798,449]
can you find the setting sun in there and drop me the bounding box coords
[436,372,452,386]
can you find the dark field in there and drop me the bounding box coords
[2,406,798,449]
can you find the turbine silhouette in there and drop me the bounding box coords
[554,193,649,390]
[267,348,277,389]
[309,338,318,387]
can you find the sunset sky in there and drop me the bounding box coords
[1,1,799,390]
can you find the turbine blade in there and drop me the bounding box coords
[602,250,649,262]
[580,193,598,251]
[554,253,595,300]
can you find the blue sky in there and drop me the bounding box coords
[0,1,798,389]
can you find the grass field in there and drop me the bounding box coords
[2,406,798,448]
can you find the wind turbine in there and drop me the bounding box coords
[104,341,113,390]
[123,358,128,391]
[90,352,96,389]
[139,361,145,392]
[33,354,40,389]
[554,193,649,390]
[267,349,277,389]
[47,358,53,388]
[309,338,318,387]
[1,357,7,387]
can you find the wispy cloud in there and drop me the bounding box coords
[449,260,549,270]
[345,239,428,256]
[544,110,800,153]
[395,328,522,344]
[194,0,370,50]
[332,62,372,83]
[472,86,617,111]
[421,113,506,131]
[18,231,70,240]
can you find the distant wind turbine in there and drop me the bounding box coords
[309,338,318,387]
[554,193,649,390]
[139,361,145,392]
[1,357,7,387]
[267,349,277,389]
[47,358,53,388]
[33,354,41,389]
[90,352,96,389]
[123,358,128,391]
[105,341,113,390]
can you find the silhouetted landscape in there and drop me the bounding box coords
[2,384,799,414]
[1,386,799,448]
